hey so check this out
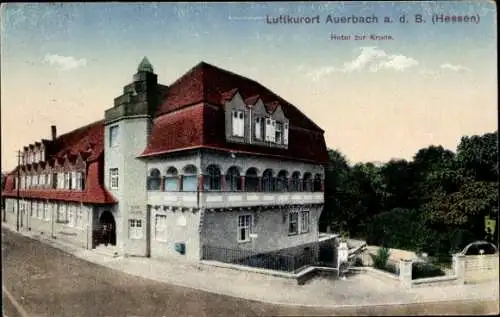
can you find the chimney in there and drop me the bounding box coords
[51,125,57,140]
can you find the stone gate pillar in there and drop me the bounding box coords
[399,259,413,288]
[453,254,466,284]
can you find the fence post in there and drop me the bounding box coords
[453,254,466,284]
[399,259,413,288]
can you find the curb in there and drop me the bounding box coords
[3,224,499,309]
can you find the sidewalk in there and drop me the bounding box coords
[2,223,499,308]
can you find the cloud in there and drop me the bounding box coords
[440,63,471,72]
[44,54,87,71]
[371,54,419,72]
[307,47,418,80]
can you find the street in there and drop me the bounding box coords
[2,228,498,316]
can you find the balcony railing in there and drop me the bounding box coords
[147,191,324,209]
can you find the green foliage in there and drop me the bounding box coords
[366,208,429,252]
[319,130,499,257]
[412,262,446,279]
[370,247,391,270]
[450,228,476,253]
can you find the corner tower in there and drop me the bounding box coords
[103,57,161,256]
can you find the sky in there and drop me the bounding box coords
[1,1,497,170]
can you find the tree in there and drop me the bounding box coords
[366,208,430,252]
[380,159,419,211]
[320,149,351,232]
[456,132,498,182]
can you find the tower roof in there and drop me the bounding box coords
[138,56,154,73]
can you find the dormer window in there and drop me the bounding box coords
[265,118,276,142]
[275,121,283,144]
[232,110,245,137]
[254,117,263,140]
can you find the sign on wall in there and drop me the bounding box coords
[130,205,143,217]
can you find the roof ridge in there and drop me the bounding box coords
[55,119,104,140]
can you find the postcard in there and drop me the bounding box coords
[1,2,498,316]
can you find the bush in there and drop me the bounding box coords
[370,247,390,270]
[412,262,445,279]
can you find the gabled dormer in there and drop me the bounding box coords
[223,90,248,144]
[223,89,290,149]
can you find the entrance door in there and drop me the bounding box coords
[99,210,116,246]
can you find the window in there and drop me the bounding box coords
[231,110,245,137]
[275,121,283,144]
[75,172,82,190]
[70,172,77,190]
[57,204,67,223]
[29,201,33,217]
[32,201,36,218]
[109,168,119,189]
[313,174,322,192]
[44,203,50,221]
[76,207,83,227]
[225,166,241,191]
[165,167,178,191]
[302,173,313,192]
[276,170,288,192]
[182,165,198,192]
[38,201,44,219]
[264,118,276,142]
[109,125,119,147]
[244,168,259,192]
[283,123,289,145]
[147,169,161,191]
[68,205,75,227]
[261,169,274,192]
[204,165,221,191]
[291,172,301,192]
[44,174,49,187]
[155,214,167,241]
[64,172,70,189]
[52,173,58,189]
[129,219,143,239]
[288,212,299,235]
[254,117,262,140]
[238,215,252,242]
[301,211,310,233]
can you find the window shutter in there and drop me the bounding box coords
[269,119,276,143]
[265,118,271,141]
[283,122,289,145]
[255,118,261,139]
[240,112,245,137]
[232,111,238,136]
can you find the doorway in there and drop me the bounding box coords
[98,210,116,246]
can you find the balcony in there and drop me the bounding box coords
[147,191,324,209]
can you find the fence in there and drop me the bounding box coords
[463,254,499,283]
[202,244,320,273]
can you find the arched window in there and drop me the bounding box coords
[276,170,288,192]
[225,166,241,191]
[245,168,259,192]
[291,171,301,192]
[165,167,178,191]
[313,174,322,192]
[204,165,221,191]
[261,169,274,192]
[182,165,198,192]
[147,169,161,191]
[303,172,313,192]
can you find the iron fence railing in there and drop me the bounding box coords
[202,245,322,273]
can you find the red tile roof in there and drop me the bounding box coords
[2,121,116,204]
[144,62,328,163]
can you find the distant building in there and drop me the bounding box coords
[2,58,328,268]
